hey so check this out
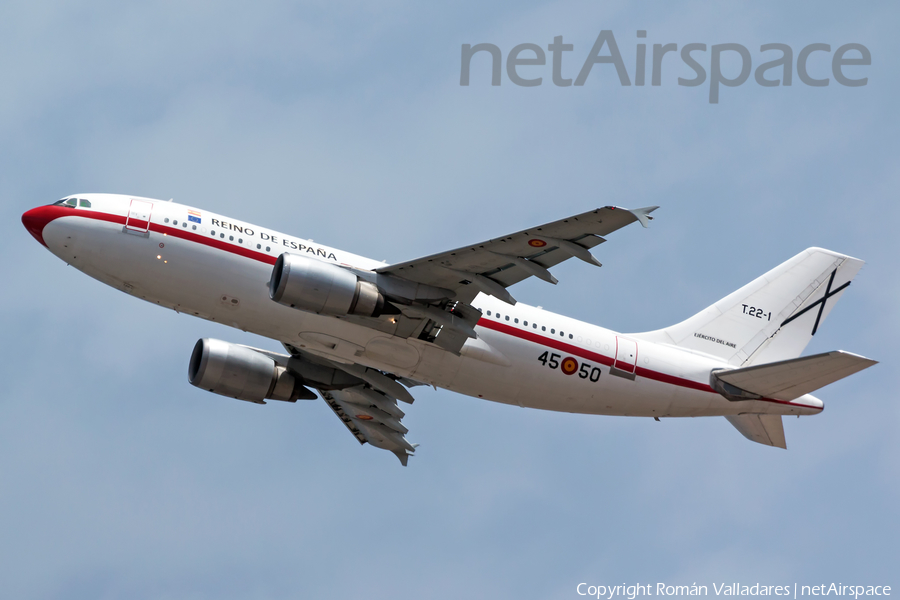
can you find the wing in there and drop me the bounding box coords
[375,205,658,305]
[276,343,420,465]
[338,205,657,356]
[320,387,417,466]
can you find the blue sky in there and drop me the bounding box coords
[1,1,897,598]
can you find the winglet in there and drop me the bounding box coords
[628,206,659,228]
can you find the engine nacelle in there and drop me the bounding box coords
[188,338,312,404]
[269,253,384,317]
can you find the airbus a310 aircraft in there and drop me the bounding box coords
[22,194,876,464]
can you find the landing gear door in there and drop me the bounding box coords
[125,199,153,234]
[612,336,638,379]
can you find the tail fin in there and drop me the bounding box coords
[636,248,864,366]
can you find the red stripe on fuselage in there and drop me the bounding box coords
[36,207,278,265]
[478,318,711,393]
[35,207,820,412]
[476,317,821,411]
[479,318,616,368]
[149,219,278,265]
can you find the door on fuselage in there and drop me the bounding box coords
[612,336,638,380]
[125,199,153,234]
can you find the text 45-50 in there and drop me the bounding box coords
[538,351,602,382]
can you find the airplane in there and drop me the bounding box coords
[21,194,877,464]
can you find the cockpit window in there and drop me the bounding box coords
[52,197,90,208]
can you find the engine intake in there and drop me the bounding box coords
[188,338,314,403]
[269,253,384,317]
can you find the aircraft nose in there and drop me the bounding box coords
[22,206,56,248]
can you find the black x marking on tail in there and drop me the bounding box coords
[780,269,851,336]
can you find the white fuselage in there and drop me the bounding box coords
[28,194,823,419]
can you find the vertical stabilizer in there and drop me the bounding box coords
[635,248,864,366]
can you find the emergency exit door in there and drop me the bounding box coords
[614,336,638,375]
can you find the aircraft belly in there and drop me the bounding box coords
[77,220,279,325]
[427,329,521,405]
[408,343,462,388]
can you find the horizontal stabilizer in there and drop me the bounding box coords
[714,351,877,401]
[726,414,786,449]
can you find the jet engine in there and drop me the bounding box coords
[188,338,315,403]
[269,253,385,317]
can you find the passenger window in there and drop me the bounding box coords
[486,311,491,316]
[165,218,170,223]
[238,238,243,244]
[78,199,91,208]
[569,334,573,339]
[514,318,518,324]
[229,235,234,241]
[542,326,546,331]
[551,329,555,334]
[220,233,225,238]
[257,244,261,250]
[560,331,564,337]
[533,323,537,329]
[211,230,216,236]
[266,246,271,252]
[505,316,510,321]
[192,225,197,230]
[523,321,528,326]
[173,220,178,225]
[183,222,187,228]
